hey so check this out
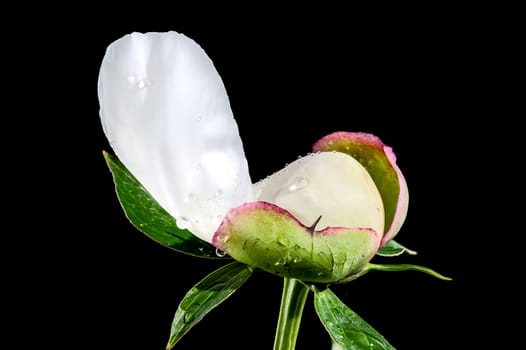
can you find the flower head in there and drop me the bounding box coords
[98,31,408,283]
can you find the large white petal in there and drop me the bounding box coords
[98,32,253,243]
[254,152,384,235]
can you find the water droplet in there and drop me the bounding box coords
[273,257,288,266]
[196,114,203,122]
[215,248,227,257]
[184,192,198,203]
[177,216,192,230]
[216,233,229,243]
[128,75,151,89]
[127,74,152,90]
[137,79,146,89]
[214,189,223,198]
[292,257,302,263]
[288,177,308,192]
[277,237,290,246]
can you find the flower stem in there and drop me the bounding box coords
[273,278,309,350]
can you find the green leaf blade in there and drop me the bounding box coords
[166,262,253,349]
[314,288,396,350]
[367,263,452,281]
[103,151,223,258]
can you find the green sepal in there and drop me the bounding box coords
[376,240,417,257]
[214,202,380,283]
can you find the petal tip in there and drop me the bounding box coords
[313,131,384,153]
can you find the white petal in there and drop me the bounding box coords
[254,152,384,235]
[98,32,253,243]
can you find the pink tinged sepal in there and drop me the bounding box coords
[213,202,380,283]
[313,132,409,246]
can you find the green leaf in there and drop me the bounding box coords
[314,288,396,350]
[376,240,417,257]
[103,151,223,259]
[367,263,452,281]
[166,262,253,349]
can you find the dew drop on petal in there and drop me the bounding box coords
[137,79,146,89]
[288,177,309,192]
[184,192,198,203]
[216,231,229,243]
[128,75,151,89]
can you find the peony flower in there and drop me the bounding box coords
[98,31,408,284]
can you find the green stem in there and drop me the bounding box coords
[273,278,309,350]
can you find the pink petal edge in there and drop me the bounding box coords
[212,201,380,250]
[380,145,409,245]
[312,131,408,246]
[313,131,384,152]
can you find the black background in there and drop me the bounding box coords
[11,7,515,350]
